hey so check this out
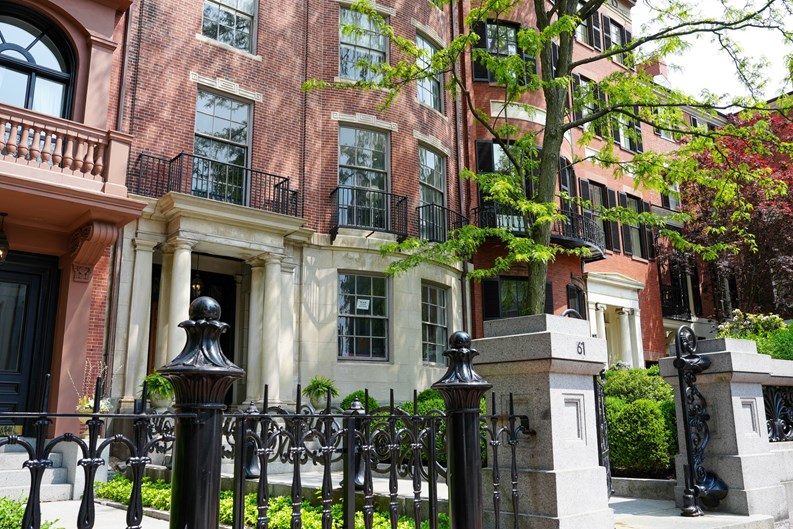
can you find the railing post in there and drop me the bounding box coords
[159,296,244,529]
[432,332,492,529]
[342,397,365,529]
[672,325,727,516]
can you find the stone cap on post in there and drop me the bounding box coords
[159,296,244,408]
[475,314,607,375]
[659,337,771,384]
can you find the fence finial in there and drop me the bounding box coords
[433,331,492,529]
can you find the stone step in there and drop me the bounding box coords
[0,483,73,502]
[0,467,68,487]
[0,452,63,468]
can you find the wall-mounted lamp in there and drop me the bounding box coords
[0,213,9,264]
[191,254,204,298]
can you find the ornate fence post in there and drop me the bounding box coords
[673,325,727,516]
[159,296,244,529]
[432,332,492,529]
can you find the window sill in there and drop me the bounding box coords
[194,34,262,61]
[332,77,390,93]
[630,255,649,264]
[337,357,391,363]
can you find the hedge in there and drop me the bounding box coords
[603,366,677,478]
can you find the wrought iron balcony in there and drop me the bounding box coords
[416,203,468,243]
[472,202,606,260]
[128,152,301,217]
[330,186,408,241]
[661,284,691,321]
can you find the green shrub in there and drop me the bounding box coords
[0,497,61,529]
[603,365,673,402]
[340,390,380,411]
[717,309,787,338]
[97,476,450,529]
[603,367,677,478]
[607,399,673,477]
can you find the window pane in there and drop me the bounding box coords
[0,66,28,108]
[31,77,64,117]
[29,35,65,71]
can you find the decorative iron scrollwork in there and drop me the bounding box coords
[674,326,728,516]
[764,386,793,442]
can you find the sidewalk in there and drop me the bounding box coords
[36,496,777,529]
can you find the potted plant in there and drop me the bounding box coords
[302,376,339,409]
[143,371,175,409]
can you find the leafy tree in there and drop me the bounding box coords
[307,0,793,314]
[680,111,793,317]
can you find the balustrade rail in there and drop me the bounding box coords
[129,152,300,217]
[0,103,126,182]
[330,186,408,241]
[416,204,467,243]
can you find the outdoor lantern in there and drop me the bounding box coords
[0,213,8,264]
[191,272,204,298]
[191,254,204,298]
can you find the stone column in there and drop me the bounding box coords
[616,308,632,366]
[594,303,607,340]
[122,238,156,400]
[154,245,173,369]
[167,239,193,361]
[279,259,297,403]
[629,308,644,368]
[660,338,787,520]
[263,254,283,401]
[246,258,266,402]
[474,315,613,529]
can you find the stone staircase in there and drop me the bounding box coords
[0,442,72,501]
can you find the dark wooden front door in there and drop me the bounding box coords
[0,252,58,426]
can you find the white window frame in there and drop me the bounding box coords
[339,7,388,82]
[421,282,448,364]
[201,0,256,53]
[337,273,389,360]
[416,34,443,113]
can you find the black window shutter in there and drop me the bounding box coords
[551,42,560,77]
[523,54,537,85]
[476,140,494,173]
[482,279,501,319]
[472,21,489,81]
[607,188,620,252]
[572,74,583,122]
[619,192,632,255]
[566,284,578,311]
[579,178,592,218]
[544,280,554,314]
[661,193,671,209]
[611,116,621,145]
[643,200,655,260]
[633,107,643,152]
[602,17,612,50]
[589,12,602,50]
[625,29,633,68]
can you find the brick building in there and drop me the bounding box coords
[0,0,727,426]
[0,0,143,434]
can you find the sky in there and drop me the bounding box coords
[631,0,792,101]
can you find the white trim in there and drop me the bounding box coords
[194,34,263,61]
[332,0,396,17]
[189,72,263,102]
[413,130,450,156]
[490,101,545,125]
[411,19,446,48]
[331,112,398,131]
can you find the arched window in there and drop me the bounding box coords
[0,8,74,119]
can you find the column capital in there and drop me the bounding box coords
[595,302,607,312]
[132,238,158,252]
[616,307,633,316]
[280,258,297,273]
[167,238,196,251]
[264,253,284,265]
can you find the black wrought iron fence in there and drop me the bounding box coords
[2,297,533,529]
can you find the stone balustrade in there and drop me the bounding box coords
[0,103,130,187]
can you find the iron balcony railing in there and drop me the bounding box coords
[472,202,606,259]
[128,152,301,217]
[330,185,408,241]
[416,203,468,243]
[661,284,691,320]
